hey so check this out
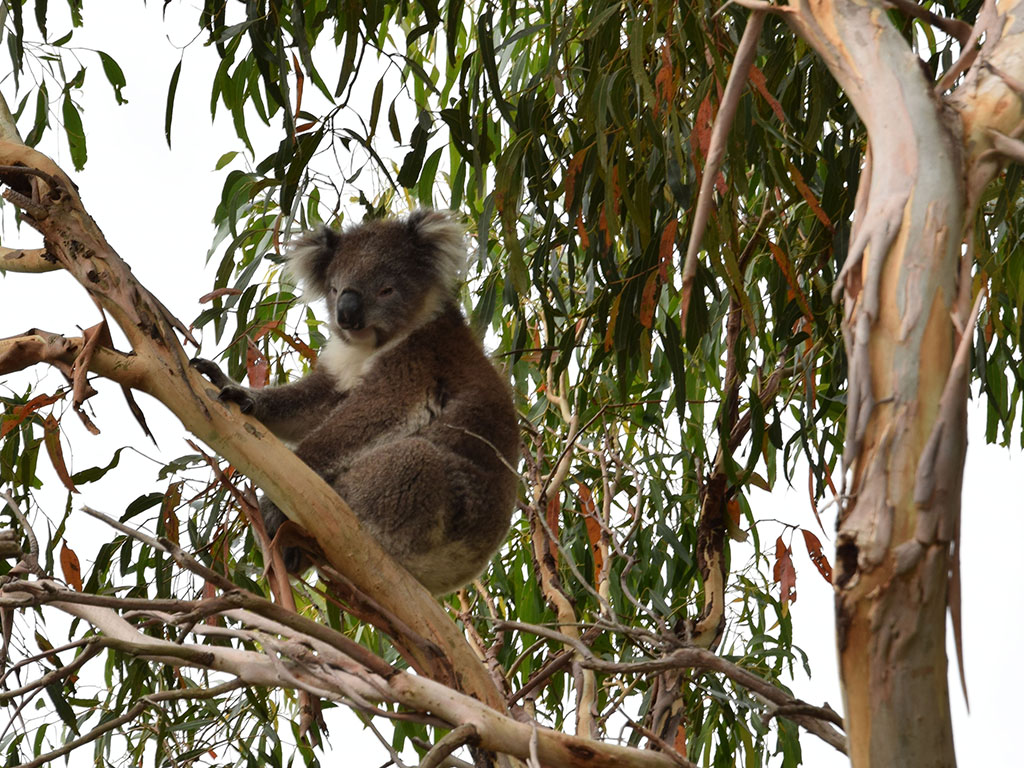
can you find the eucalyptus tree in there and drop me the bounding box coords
[1,2,1020,767]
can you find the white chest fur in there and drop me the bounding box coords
[318,336,379,392]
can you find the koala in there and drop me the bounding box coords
[193,210,519,594]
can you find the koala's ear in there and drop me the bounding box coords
[407,209,467,290]
[285,226,341,300]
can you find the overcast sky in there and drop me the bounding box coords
[2,3,1020,766]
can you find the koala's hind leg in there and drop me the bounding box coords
[259,496,306,573]
[331,437,489,594]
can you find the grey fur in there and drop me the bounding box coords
[193,210,519,594]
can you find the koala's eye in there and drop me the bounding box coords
[378,287,395,298]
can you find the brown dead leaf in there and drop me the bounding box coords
[160,481,182,545]
[60,540,83,591]
[42,415,77,493]
[786,160,833,230]
[639,271,659,330]
[801,528,833,584]
[198,287,244,304]
[545,495,560,565]
[658,219,677,283]
[773,536,797,613]
[673,722,687,755]
[565,150,587,212]
[748,65,786,122]
[203,580,221,626]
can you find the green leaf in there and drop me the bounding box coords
[164,59,182,148]
[24,83,49,147]
[45,683,79,735]
[368,78,383,140]
[415,146,443,205]
[35,0,48,40]
[98,51,127,104]
[215,151,239,170]
[61,94,87,170]
[70,448,125,485]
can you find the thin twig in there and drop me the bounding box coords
[681,11,766,330]
[420,724,479,768]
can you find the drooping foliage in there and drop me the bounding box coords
[0,1,1018,766]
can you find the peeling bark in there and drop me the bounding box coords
[780,1,966,765]
[768,0,1024,765]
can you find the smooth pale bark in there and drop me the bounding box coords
[782,2,963,765]
[775,1,1024,765]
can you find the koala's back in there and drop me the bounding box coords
[304,303,518,593]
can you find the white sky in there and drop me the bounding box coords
[1,2,1020,766]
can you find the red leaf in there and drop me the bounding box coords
[654,42,677,116]
[773,536,797,611]
[767,240,813,324]
[658,219,677,282]
[575,211,590,248]
[604,294,621,352]
[692,92,726,195]
[694,93,714,159]
[251,320,282,342]
[246,340,270,389]
[203,580,221,626]
[545,495,560,565]
[1,392,64,438]
[801,528,833,584]
[60,540,83,591]
[673,722,687,754]
[564,151,587,212]
[273,326,317,361]
[639,271,659,330]
[787,160,833,230]
[748,65,786,122]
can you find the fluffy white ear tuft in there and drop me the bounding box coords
[284,226,341,300]
[408,209,468,290]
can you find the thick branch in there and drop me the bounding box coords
[0,247,59,273]
[947,3,1024,211]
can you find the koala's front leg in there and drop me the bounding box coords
[192,358,341,442]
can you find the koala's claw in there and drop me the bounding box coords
[191,357,233,389]
[217,385,256,414]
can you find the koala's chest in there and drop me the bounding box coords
[318,336,384,392]
[318,336,444,415]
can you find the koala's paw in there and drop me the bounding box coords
[190,357,232,389]
[217,384,256,414]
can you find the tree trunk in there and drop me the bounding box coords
[782,0,1024,764]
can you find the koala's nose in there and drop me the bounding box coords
[336,289,364,329]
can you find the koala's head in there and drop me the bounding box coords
[286,209,466,347]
